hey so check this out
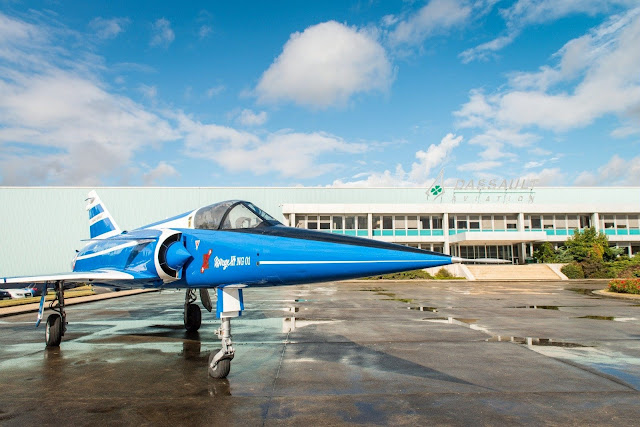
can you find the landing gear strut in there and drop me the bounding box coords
[45,281,66,347]
[208,287,244,379]
[208,317,234,378]
[184,289,201,332]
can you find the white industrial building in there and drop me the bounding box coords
[1,186,638,276]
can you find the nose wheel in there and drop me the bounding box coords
[208,317,235,378]
[208,287,244,379]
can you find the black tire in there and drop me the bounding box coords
[45,314,62,347]
[208,353,231,379]
[184,303,201,332]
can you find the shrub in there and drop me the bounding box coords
[608,278,640,294]
[561,262,584,279]
[434,267,453,279]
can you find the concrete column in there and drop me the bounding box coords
[443,212,450,255]
[290,213,295,228]
[592,212,600,231]
[367,213,373,239]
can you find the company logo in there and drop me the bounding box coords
[426,169,445,200]
[426,169,538,204]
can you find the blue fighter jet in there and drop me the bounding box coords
[2,191,465,378]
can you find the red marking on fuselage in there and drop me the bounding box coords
[201,249,212,273]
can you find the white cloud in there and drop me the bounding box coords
[89,17,129,39]
[177,113,367,178]
[460,0,636,63]
[388,0,472,47]
[455,8,640,162]
[142,161,179,185]
[206,85,225,98]
[255,21,392,108]
[456,160,501,171]
[0,12,179,185]
[521,168,566,186]
[332,133,462,187]
[237,109,267,126]
[575,154,640,185]
[150,18,175,47]
[198,25,212,39]
[138,84,157,99]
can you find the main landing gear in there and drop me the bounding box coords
[44,281,66,347]
[184,289,201,332]
[183,289,213,332]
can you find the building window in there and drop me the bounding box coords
[603,215,614,229]
[629,216,639,230]
[482,216,492,231]
[407,216,418,230]
[357,215,368,230]
[568,216,579,230]
[543,215,554,230]
[395,216,406,230]
[449,216,455,230]
[457,219,468,229]
[308,215,318,230]
[296,216,306,228]
[530,215,541,229]
[383,216,392,229]
[333,216,343,230]
[319,216,330,230]
[373,216,381,230]
[469,216,480,230]
[345,216,355,230]
[420,216,430,229]
[433,245,443,253]
[616,215,627,229]
[494,216,506,230]
[432,216,443,229]
[506,215,517,230]
[579,215,591,229]
[555,215,567,230]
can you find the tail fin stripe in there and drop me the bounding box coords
[85,190,121,239]
[88,205,104,219]
[90,218,115,239]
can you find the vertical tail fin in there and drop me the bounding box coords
[85,190,121,239]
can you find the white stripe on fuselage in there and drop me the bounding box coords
[76,241,142,260]
[259,260,444,265]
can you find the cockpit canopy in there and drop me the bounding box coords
[193,200,281,231]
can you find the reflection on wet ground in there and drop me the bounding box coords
[1,280,639,424]
[487,336,589,348]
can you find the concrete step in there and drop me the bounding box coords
[465,264,563,280]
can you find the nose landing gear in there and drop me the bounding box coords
[208,286,244,379]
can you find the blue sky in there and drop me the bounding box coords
[0,0,639,187]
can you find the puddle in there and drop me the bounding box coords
[421,317,477,325]
[578,316,637,322]
[567,288,598,296]
[407,306,438,312]
[382,298,414,303]
[512,305,559,310]
[487,336,589,348]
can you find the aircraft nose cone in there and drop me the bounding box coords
[166,242,192,270]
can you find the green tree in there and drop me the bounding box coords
[564,227,619,262]
[533,242,556,263]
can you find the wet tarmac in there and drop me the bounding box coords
[1,280,639,425]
